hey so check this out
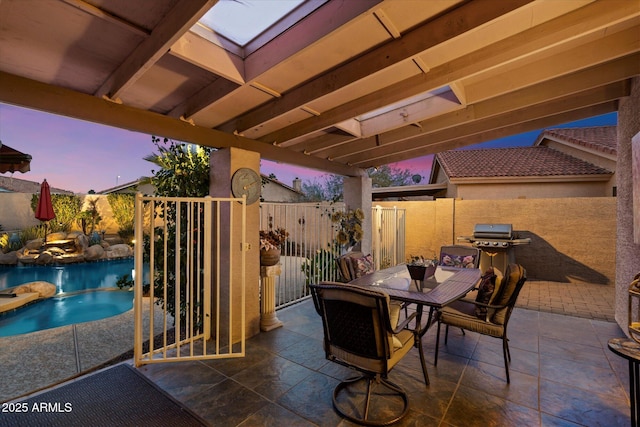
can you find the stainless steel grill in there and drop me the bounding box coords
[457,224,530,272]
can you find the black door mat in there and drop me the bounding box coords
[0,363,208,427]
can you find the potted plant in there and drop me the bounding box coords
[406,255,439,282]
[259,227,288,266]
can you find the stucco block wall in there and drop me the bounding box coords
[376,197,616,284]
[0,193,40,231]
[391,201,438,259]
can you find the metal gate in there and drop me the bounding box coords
[133,194,246,365]
[372,206,406,270]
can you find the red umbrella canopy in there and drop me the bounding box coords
[35,179,56,222]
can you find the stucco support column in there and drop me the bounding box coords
[615,76,640,331]
[210,148,261,341]
[260,264,283,331]
[344,175,372,255]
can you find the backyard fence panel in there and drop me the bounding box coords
[260,202,344,309]
[260,202,406,309]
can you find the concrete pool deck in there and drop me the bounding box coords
[0,296,167,402]
[0,292,39,313]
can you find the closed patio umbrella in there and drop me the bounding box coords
[35,179,56,245]
[0,141,32,173]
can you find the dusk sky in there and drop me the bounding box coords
[0,102,616,194]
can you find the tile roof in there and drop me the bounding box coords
[0,176,74,194]
[537,125,617,155]
[97,179,142,194]
[436,146,612,179]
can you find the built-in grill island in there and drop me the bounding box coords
[457,223,530,273]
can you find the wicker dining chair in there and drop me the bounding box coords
[434,264,527,383]
[310,281,428,426]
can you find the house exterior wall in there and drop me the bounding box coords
[105,182,156,195]
[615,76,640,329]
[375,197,616,285]
[260,182,304,202]
[541,140,617,195]
[543,140,616,171]
[455,181,613,199]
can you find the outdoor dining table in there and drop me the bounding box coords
[348,264,481,385]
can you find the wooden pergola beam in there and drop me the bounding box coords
[0,71,364,177]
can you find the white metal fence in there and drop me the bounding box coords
[260,202,405,309]
[260,202,342,308]
[134,194,247,366]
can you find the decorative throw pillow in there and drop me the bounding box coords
[337,251,364,281]
[440,253,477,268]
[474,267,497,319]
[353,254,375,278]
[486,267,503,321]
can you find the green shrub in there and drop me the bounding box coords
[116,274,134,289]
[117,227,135,244]
[77,197,102,235]
[107,193,135,242]
[0,227,42,252]
[20,225,43,244]
[31,193,82,232]
[0,233,8,253]
[143,136,212,329]
[302,247,339,286]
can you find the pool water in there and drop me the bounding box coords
[0,258,147,337]
[0,258,137,294]
[0,290,134,337]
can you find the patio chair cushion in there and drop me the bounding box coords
[389,301,403,349]
[329,327,414,373]
[439,300,505,337]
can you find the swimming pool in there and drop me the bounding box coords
[0,290,134,337]
[0,258,146,337]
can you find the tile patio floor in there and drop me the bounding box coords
[1,279,629,426]
[136,296,630,426]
